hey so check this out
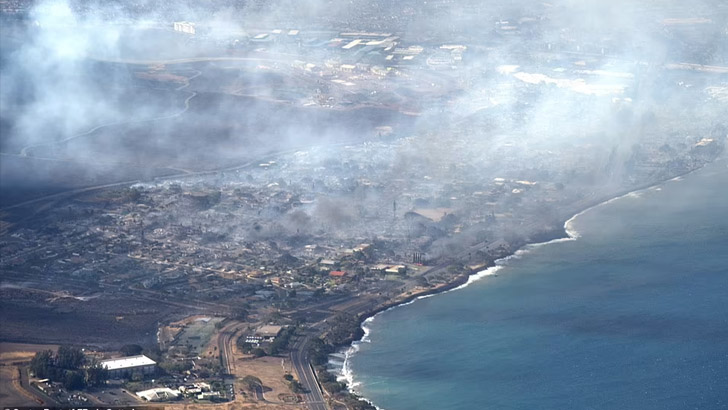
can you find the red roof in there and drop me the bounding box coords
[329,270,347,277]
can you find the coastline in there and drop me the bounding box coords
[333,159,722,408]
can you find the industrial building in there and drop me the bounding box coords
[100,355,157,379]
[255,324,284,341]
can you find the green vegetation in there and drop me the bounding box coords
[29,346,108,390]
[159,359,193,374]
[241,375,262,391]
[324,313,364,346]
[317,368,346,393]
[308,337,335,366]
[236,338,254,354]
[56,345,85,369]
[195,358,223,378]
[251,348,266,358]
[211,380,224,392]
[307,335,376,410]
[29,350,54,378]
[288,379,305,394]
[268,326,296,355]
[85,360,110,387]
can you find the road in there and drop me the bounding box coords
[218,321,246,375]
[18,70,201,159]
[290,336,328,410]
[217,321,247,403]
[253,384,265,401]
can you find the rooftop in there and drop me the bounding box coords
[101,355,156,370]
[136,387,179,402]
[256,324,284,338]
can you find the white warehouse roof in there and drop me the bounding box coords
[136,387,179,402]
[101,355,156,370]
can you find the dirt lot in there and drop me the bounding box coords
[234,355,298,405]
[0,343,59,406]
[0,288,186,348]
[163,401,302,410]
[200,321,300,407]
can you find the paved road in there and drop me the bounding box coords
[290,336,328,410]
[253,384,265,401]
[218,321,246,375]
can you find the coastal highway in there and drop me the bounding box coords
[290,336,328,410]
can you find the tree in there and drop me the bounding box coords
[289,379,305,394]
[324,313,363,346]
[30,350,54,378]
[251,348,266,358]
[307,338,334,366]
[85,360,109,387]
[120,344,143,357]
[63,370,86,390]
[242,375,262,391]
[268,327,294,356]
[237,339,253,354]
[211,380,224,392]
[159,360,192,374]
[142,346,162,362]
[56,345,85,370]
[322,380,346,393]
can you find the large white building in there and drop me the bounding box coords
[100,355,157,379]
[136,387,180,402]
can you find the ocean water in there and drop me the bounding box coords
[344,157,728,410]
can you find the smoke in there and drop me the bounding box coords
[0,0,726,215]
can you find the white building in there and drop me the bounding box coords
[101,355,156,379]
[173,21,196,35]
[136,387,180,402]
[255,324,284,341]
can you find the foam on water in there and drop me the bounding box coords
[340,174,709,407]
[451,265,503,291]
[346,164,725,408]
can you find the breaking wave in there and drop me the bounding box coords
[338,179,687,408]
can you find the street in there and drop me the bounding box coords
[290,336,328,410]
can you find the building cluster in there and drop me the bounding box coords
[135,382,221,402]
[1,98,722,324]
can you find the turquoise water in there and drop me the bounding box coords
[347,157,728,410]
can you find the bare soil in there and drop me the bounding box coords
[0,342,58,406]
[0,289,186,349]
